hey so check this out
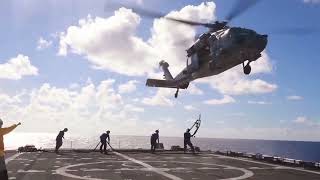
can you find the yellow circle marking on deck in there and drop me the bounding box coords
[55,152,255,180]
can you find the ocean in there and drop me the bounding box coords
[4,133,320,162]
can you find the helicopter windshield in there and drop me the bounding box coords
[220,29,231,38]
[232,27,255,36]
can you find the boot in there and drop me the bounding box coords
[0,170,8,180]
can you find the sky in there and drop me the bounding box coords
[0,0,319,141]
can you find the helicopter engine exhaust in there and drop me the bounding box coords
[159,60,173,80]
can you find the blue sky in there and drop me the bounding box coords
[0,0,319,141]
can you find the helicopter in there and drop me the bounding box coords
[126,0,268,98]
[106,1,273,98]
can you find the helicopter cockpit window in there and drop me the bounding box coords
[220,29,230,38]
[209,34,217,42]
[187,57,192,66]
[238,29,254,36]
[199,33,210,40]
[241,31,249,35]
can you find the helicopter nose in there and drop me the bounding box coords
[256,34,268,52]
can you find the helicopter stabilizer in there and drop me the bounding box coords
[146,79,189,98]
[146,79,178,89]
[146,79,189,89]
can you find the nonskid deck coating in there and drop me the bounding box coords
[5,151,320,180]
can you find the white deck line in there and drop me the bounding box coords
[6,153,24,164]
[113,152,183,180]
[210,154,320,175]
[56,161,109,180]
[168,161,254,180]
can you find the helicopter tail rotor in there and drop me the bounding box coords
[159,60,174,80]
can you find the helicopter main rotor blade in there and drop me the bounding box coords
[105,0,261,30]
[225,0,261,22]
[105,1,214,28]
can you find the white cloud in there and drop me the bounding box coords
[184,105,198,111]
[303,0,320,4]
[132,98,140,102]
[118,80,138,94]
[203,95,235,105]
[187,84,203,95]
[216,120,225,124]
[293,116,309,124]
[0,93,21,105]
[37,37,52,50]
[142,89,175,107]
[132,0,143,5]
[248,100,271,105]
[0,54,38,80]
[58,10,156,76]
[1,80,319,140]
[227,112,246,117]
[287,95,303,101]
[124,104,144,112]
[58,2,216,77]
[0,80,189,136]
[197,52,277,96]
[0,79,135,134]
[292,116,320,127]
[69,83,80,89]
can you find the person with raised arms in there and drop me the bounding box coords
[0,118,21,180]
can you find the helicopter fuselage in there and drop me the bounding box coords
[143,1,270,98]
[174,27,268,84]
[146,27,268,98]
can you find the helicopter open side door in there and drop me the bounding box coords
[185,54,200,74]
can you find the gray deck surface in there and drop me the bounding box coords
[5,151,320,180]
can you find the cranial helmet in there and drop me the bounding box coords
[64,128,68,132]
[106,130,110,133]
[155,130,159,133]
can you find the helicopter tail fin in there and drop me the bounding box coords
[159,60,173,80]
[146,79,189,89]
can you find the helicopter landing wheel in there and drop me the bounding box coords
[243,62,251,75]
[174,88,179,98]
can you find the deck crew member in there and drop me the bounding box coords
[184,128,195,154]
[0,118,21,180]
[100,130,110,154]
[150,130,159,153]
[55,128,68,153]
